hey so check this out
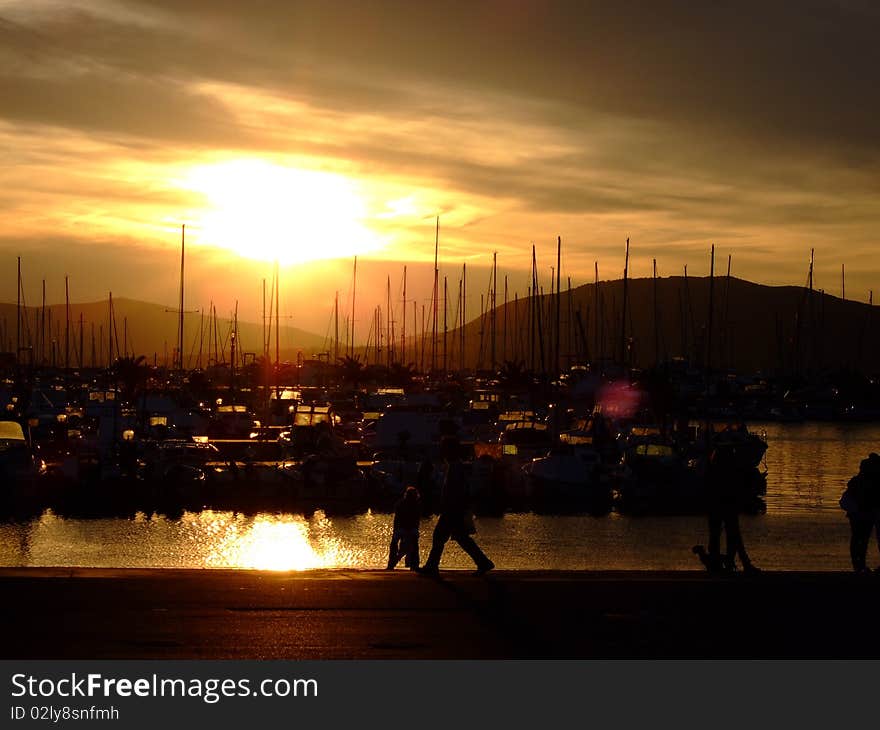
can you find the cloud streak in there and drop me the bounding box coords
[1,0,879,326]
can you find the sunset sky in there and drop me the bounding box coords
[2,0,879,337]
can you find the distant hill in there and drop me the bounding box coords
[0,297,329,366]
[3,279,878,375]
[392,276,880,375]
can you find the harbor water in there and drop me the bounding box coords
[1,422,877,571]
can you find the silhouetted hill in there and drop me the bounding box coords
[4,279,878,375]
[397,277,880,375]
[0,298,328,366]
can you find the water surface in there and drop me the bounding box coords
[1,422,876,571]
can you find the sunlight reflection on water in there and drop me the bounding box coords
[0,422,877,571]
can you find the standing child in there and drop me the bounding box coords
[386,486,422,570]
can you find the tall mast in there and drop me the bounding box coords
[653,259,659,366]
[40,279,46,365]
[593,261,599,365]
[262,278,267,364]
[567,276,573,368]
[78,313,84,369]
[387,275,392,367]
[351,256,357,359]
[457,278,463,371]
[230,301,238,396]
[178,224,185,371]
[530,246,537,371]
[401,266,407,365]
[619,237,629,367]
[490,251,497,371]
[64,275,70,373]
[707,244,715,372]
[555,236,562,376]
[443,275,448,375]
[461,262,467,371]
[514,292,519,362]
[808,248,814,292]
[274,262,280,399]
[431,216,439,372]
[420,303,426,372]
[503,274,509,364]
[108,291,114,367]
[16,256,21,362]
[209,301,216,366]
[334,291,339,363]
[198,308,204,370]
[722,254,732,369]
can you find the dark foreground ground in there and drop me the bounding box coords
[2,568,879,659]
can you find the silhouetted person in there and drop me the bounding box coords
[418,438,494,576]
[841,453,880,573]
[697,445,760,574]
[386,486,422,570]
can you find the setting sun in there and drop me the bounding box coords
[176,159,383,265]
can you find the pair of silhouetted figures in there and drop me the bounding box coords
[694,444,761,574]
[386,438,494,576]
[840,453,880,573]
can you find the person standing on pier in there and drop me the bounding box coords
[386,486,422,570]
[418,438,494,576]
[840,453,880,573]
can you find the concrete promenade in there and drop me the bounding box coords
[2,568,879,659]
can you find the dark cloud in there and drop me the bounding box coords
[2,0,879,301]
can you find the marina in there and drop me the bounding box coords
[1,421,873,571]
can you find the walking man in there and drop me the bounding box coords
[418,437,494,576]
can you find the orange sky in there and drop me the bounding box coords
[2,1,879,336]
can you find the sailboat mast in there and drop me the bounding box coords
[351,256,357,359]
[653,259,659,366]
[594,261,599,366]
[461,262,466,371]
[262,278,267,363]
[402,266,407,365]
[387,275,392,367]
[503,275,508,364]
[334,291,339,363]
[620,237,629,367]
[275,262,280,399]
[443,275,448,375]
[178,224,185,371]
[16,257,21,362]
[555,236,561,375]
[64,275,70,374]
[707,244,715,372]
[431,217,439,372]
[491,251,497,371]
[40,279,46,365]
[198,308,204,370]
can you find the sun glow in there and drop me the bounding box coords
[177,159,383,265]
[202,513,354,570]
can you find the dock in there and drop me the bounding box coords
[2,568,878,659]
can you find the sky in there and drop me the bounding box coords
[1,0,879,337]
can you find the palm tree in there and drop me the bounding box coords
[111,355,150,402]
[337,355,364,389]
